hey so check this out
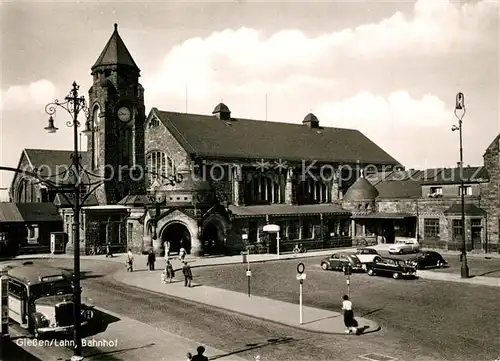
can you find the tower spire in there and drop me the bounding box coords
[91,23,139,73]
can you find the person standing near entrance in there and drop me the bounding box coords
[182,261,193,287]
[164,240,170,259]
[147,249,156,271]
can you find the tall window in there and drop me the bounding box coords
[146,152,175,186]
[424,218,440,238]
[302,219,314,239]
[288,221,299,240]
[245,174,281,204]
[452,219,463,240]
[296,178,329,204]
[92,106,100,168]
[248,221,258,243]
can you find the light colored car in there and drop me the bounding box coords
[388,239,420,254]
[354,248,382,269]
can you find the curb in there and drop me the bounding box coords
[113,271,380,335]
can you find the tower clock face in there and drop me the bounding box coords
[117,107,131,122]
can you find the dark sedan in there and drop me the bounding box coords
[407,251,447,269]
[320,252,363,272]
[366,258,416,279]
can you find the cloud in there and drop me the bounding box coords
[315,91,450,129]
[0,79,57,111]
[144,0,497,101]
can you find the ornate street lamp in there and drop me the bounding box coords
[452,92,469,279]
[44,81,94,361]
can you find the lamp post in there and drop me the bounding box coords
[452,92,469,279]
[44,81,91,361]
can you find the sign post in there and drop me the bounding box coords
[0,270,9,337]
[343,264,352,298]
[296,263,306,324]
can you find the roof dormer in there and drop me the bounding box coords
[212,102,231,121]
[303,113,319,129]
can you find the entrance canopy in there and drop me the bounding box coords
[352,212,414,219]
[228,204,350,218]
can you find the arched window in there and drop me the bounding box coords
[146,151,175,186]
[92,105,100,169]
[296,178,329,204]
[16,178,34,202]
[245,174,280,204]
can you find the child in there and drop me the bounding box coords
[186,352,192,361]
[179,247,186,262]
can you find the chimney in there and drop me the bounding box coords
[303,113,319,129]
[212,102,231,121]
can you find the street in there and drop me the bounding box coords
[2,255,500,361]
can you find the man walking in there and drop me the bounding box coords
[147,249,156,271]
[182,261,193,287]
[191,346,208,361]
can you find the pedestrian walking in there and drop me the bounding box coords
[182,261,193,287]
[179,246,186,262]
[191,346,208,361]
[147,249,156,271]
[341,295,358,334]
[164,259,175,283]
[105,243,113,258]
[126,249,134,272]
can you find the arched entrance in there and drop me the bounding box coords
[161,222,191,254]
[202,222,225,255]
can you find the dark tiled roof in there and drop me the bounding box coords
[444,203,486,216]
[92,24,139,71]
[154,109,400,165]
[16,203,62,222]
[374,180,422,199]
[343,176,379,201]
[228,204,350,218]
[365,166,489,199]
[117,195,150,206]
[0,203,24,223]
[53,194,99,208]
[24,149,90,179]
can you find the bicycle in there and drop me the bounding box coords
[292,244,307,253]
[88,244,106,256]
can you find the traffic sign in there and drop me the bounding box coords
[296,273,306,280]
[246,270,252,277]
[297,262,305,274]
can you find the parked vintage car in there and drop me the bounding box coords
[354,248,382,269]
[7,262,94,338]
[320,252,363,272]
[388,239,420,254]
[365,258,417,279]
[407,251,448,269]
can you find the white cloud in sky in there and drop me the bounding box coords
[0,79,56,111]
[144,0,496,128]
[315,91,450,129]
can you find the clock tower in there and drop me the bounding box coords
[87,24,146,204]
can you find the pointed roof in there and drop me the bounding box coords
[92,23,139,71]
[344,175,379,201]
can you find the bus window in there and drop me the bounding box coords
[8,281,23,298]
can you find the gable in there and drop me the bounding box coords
[9,150,32,198]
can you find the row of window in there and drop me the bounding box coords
[246,219,350,242]
[429,186,472,196]
[423,218,482,239]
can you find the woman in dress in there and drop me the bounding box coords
[341,295,358,334]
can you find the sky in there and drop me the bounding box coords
[1,0,499,199]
